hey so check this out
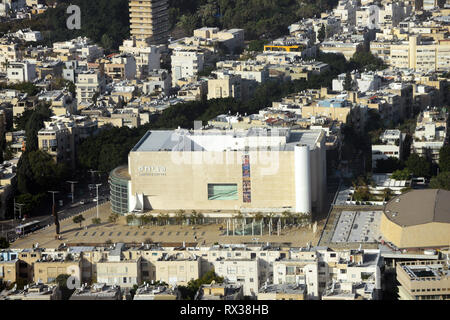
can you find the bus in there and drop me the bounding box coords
[15,220,41,236]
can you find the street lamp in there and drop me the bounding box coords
[48,191,60,236]
[66,181,78,204]
[88,169,101,183]
[95,183,102,219]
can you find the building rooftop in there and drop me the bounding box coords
[384,189,450,227]
[131,128,323,152]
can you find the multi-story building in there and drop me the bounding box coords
[171,49,205,86]
[96,244,142,288]
[195,283,243,300]
[104,54,137,82]
[129,0,169,45]
[1,283,61,300]
[412,109,448,163]
[76,70,106,106]
[372,129,404,169]
[257,283,306,300]
[207,72,244,101]
[120,38,161,79]
[143,69,171,96]
[389,35,450,72]
[153,252,201,286]
[33,257,82,284]
[134,283,179,300]
[38,115,98,168]
[397,260,450,300]
[69,283,122,300]
[213,259,260,297]
[7,62,37,83]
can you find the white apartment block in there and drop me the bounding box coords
[7,61,36,83]
[171,49,204,86]
[213,259,261,297]
[143,69,171,96]
[76,70,106,106]
[119,38,161,78]
[412,110,448,163]
[372,129,404,169]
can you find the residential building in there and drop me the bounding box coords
[133,283,179,300]
[76,70,106,106]
[120,38,161,79]
[1,283,61,300]
[258,283,306,300]
[396,260,450,300]
[69,283,122,300]
[171,49,205,86]
[195,282,243,300]
[412,109,448,163]
[372,129,405,169]
[213,259,260,297]
[33,258,82,284]
[129,0,169,45]
[7,61,36,83]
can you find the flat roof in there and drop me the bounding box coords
[131,129,322,152]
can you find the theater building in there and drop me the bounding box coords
[110,128,327,218]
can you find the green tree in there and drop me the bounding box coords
[318,24,326,42]
[439,145,450,172]
[92,218,101,225]
[55,274,75,300]
[406,154,431,178]
[391,168,411,180]
[343,71,354,91]
[73,215,85,228]
[429,172,450,190]
[178,269,224,300]
[108,213,119,223]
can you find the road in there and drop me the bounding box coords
[1,183,110,243]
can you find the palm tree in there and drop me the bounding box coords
[253,212,264,223]
[175,210,185,225]
[191,210,199,225]
[281,211,292,228]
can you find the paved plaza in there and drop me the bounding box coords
[10,202,323,248]
[331,210,382,244]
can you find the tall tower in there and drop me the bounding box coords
[129,0,169,45]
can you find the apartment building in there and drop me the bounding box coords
[153,252,201,286]
[390,35,450,72]
[1,283,61,301]
[143,69,171,96]
[412,109,448,163]
[134,283,179,300]
[195,283,243,300]
[0,42,22,73]
[76,70,106,106]
[213,259,260,297]
[258,283,306,300]
[120,38,161,79]
[104,54,137,82]
[397,260,450,300]
[37,115,98,168]
[171,49,205,86]
[0,259,19,285]
[69,283,122,300]
[207,72,244,101]
[33,258,82,284]
[372,129,404,169]
[0,161,17,220]
[7,62,36,83]
[129,0,169,45]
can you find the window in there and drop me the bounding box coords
[208,184,238,200]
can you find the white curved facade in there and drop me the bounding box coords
[294,144,312,214]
